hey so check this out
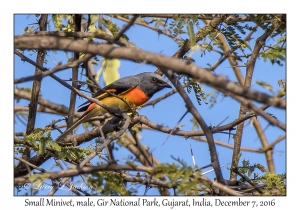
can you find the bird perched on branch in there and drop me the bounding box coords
[55,72,171,142]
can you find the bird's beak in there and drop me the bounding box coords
[163,83,172,88]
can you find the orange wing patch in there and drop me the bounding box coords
[106,89,117,93]
[84,102,97,113]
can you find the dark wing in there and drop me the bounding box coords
[77,76,140,112]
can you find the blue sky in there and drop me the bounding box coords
[14,14,286,195]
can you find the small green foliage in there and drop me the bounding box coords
[15,87,33,103]
[39,136,46,155]
[171,18,186,36]
[89,14,98,25]
[205,89,224,108]
[56,146,92,162]
[87,14,100,34]
[23,128,52,153]
[153,163,205,195]
[22,25,35,34]
[87,171,134,195]
[261,47,286,66]
[187,21,196,46]
[221,25,251,52]
[103,18,129,41]
[154,163,192,184]
[277,79,286,93]
[190,117,200,131]
[28,173,50,183]
[235,159,285,195]
[239,159,267,177]
[52,14,63,31]
[183,55,195,63]
[47,141,61,152]
[183,76,207,105]
[255,81,274,94]
[258,173,286,195]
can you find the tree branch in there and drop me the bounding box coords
[14,35,286,109]
[109,15,139,44]
[230,31,270,179]
[163,70,225,187]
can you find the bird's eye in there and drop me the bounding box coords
[152,77,157,82]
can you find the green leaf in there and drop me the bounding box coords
[90,14,98,25]
[187,21,196,46]
[28,173,50,182]
[256,81,274,94]
[38,137,46,155]
[88,24,97,32]
[102,58,120,86]
[48,141,61,152]
[52,14,63,31]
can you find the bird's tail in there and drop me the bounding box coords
[55,110,95,142]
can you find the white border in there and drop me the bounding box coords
[4,0,295,208]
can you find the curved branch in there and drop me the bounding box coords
[14,164,153,185]
[22,31,137,48]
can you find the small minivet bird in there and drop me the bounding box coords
[55,72,171,142]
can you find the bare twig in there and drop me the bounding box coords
[14,50,93,84]
[14,156,46,173]
[231,168,263,194]
[110,15,139,44]
[163,69,225,188]
[23,31,137,48]
[230,31,270,180]
[114,15,182,41]
[129,128,153,167]
[20,14,48,176]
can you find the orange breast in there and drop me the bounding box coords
[119,87,150,106]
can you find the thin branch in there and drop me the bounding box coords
[114,15,182,41]
[14,164,153,185]
[14,162,242,196]
[163,69,225,187]
[252,117,276,173]
[109,15,139,44]
[14,156,88,196]
[23,31,137,48]
[14,51,133,122]
[21,14,48,176]
[138,14,263,23]
[231,168,263,194]
[224,89,285,131]
[263,135,285,152]
[14,88,81,118]
[14,50,93,84]
[129,128,153,167]
[48,110,131,196]
[141,83,189,107]
[66,14,81,135]
[133,113,255,138]
[14,156,47,173]
[230,31,270,180]
[155,15,227,76]
[119,135,160,166]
